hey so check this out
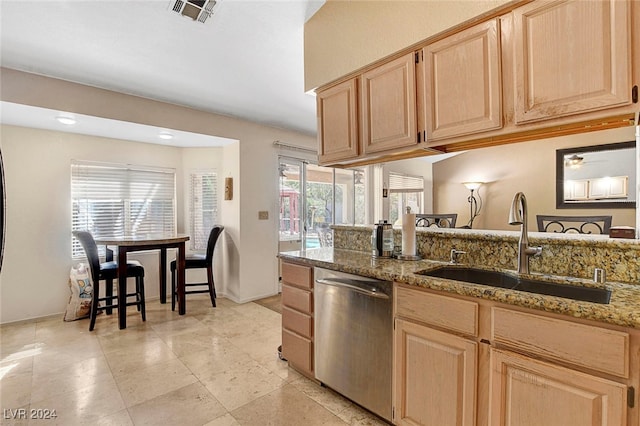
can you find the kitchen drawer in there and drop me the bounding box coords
[282,306,313,338]
[281,262,313,290]
[282,284,313,313]
[395,285,478,336]
[282,328,313,374]
[492,307,629,378]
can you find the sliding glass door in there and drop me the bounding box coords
[278,158,367,252]
[278,160,304,252]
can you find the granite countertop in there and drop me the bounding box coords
[279,247,640,329]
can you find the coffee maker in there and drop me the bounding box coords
[371,220,393,258]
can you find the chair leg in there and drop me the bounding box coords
[171,266,176,312]
[207,266,216,307]
[136,278,141,312]
[105,278,113,315]
[138,276,146,322]
[89,278,100,332]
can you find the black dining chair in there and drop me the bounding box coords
[415,213,458,228]
[536,215,612,234]
[170,225,224,311]
[73,231,146,331]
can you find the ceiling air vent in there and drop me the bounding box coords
[169,0,217,23]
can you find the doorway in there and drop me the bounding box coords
[278,158,367,253]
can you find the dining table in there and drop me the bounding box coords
[94,233,190,329]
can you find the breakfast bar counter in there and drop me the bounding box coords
[279,247,640,329]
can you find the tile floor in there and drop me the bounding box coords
[0,295,390,426]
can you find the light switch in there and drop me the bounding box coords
[258,211,269,220]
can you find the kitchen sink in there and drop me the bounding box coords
[416,266,611,304]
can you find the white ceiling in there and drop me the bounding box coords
[0,0,325,145]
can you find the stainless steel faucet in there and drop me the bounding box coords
[450,249,466,264]
[508,192,542,274]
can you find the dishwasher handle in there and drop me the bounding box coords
[315,278,390,299]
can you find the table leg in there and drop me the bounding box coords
[177,241,186,315]
[105,247,114,315]
[117,248,127,329]
[159,248,167,304]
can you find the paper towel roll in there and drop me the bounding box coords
[402,213,416,256]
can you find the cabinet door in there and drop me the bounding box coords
[513,0,632,124]
[589,175,629,199]
[361,53,417,154]
[394,318,477,426]
[282,328,313,375]
[423,19,502,141]
[489,348,627,426]
[607,176,629,198]
[317,78,359,164]
[564,179,589,200]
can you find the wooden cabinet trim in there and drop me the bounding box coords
[394,318,477,426]
[281,260,315,377]
[512,0,632,124]
[491,307,630,378]
[360,52,417,155]
[317,78,360,163]
[282,328,313,375]
[423,18,503,141]
[282,283,313,314]
[395,285,478,337]
[489,348,627,426]
[282,306,313,339]
[316,0,638,167]
[281,262,313,290]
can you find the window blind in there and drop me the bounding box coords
[71,161,176,258]
[189,171,218,251]
[389,172,424,193]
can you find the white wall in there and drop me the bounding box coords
[221,142,241,301]
[304,0,510,90]
[180,146,227,296]
[432,126,637,231]
[0,69,318,324]
[1,125,185,323]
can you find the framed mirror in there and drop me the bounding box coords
[556,141,636,209]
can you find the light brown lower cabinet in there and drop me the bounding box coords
[394,318,477,426]
[393,283,639,426]
[280,261,314,378]
[489,348,627,426]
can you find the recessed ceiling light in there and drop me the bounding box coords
[55,115,76,125]
[158,131,174,140]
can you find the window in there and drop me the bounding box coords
[190,171,218,251]
[388,172,424,224]
[71,161,176,258]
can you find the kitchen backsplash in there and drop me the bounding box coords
[332,225,640,285]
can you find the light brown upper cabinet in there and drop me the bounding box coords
[315,0,638,166]
[512,0,632,124]
[317,78,359,164]
[422,19,502,142]
[360,53,417,155]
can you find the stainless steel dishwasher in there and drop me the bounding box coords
[314,267,393,422]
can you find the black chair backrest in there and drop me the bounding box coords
[536,215,612,234]
[415,214,457,228]
[205,226,224,263]
[72,230,101,284]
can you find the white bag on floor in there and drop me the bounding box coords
[63,263,93,321]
